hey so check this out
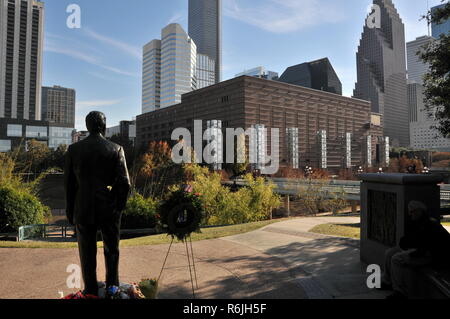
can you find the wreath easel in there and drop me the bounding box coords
[157,189,203,299]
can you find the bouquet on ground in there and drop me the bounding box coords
[62,278,158,299]
[138,278,158,299]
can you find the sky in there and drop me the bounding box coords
[41,0,446,131]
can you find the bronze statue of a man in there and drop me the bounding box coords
[64,111,131,295]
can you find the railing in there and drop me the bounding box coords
[225,178,450,203]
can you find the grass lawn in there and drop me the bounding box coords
[0,219,284,249]
[309,223,361,239]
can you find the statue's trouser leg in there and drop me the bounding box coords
[390,250,432,298]
[101,217,121,287]
[382,246,402,285]
[76,224,99,295]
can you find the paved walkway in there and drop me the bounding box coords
[0,217,390,299]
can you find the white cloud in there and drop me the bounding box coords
[44,38,139,77]
[45,40,99,64]
[167,12,185,25]
[84,28,141,60]
[76,99,122,109]
[224,0,346,33]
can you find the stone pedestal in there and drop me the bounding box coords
[360,173,442,267]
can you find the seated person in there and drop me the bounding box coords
[381,201,450,299]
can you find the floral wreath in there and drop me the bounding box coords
[159,187,204,241]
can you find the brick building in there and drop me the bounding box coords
[136,76,385,170]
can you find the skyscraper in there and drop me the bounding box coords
[0,0,44,121]
[141,24,197,113]
[196,53,215,89]
[142,40,161,113]
[42,86,76,127]
[279,58,342,95]
[189,0,221,83]
[431,3,450,38]
[407,36,434,85]
[407,36,450,151]
[354,0,409,147]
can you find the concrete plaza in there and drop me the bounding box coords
[0,217,393,299]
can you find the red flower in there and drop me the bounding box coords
[63,291,99,299]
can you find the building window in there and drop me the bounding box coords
[0,140,12,152]
[7,124,22,137]
[49,127,73,149]
[26,126,48,138]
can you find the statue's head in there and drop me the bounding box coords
[86,111,106,136]
[407,201,428,222]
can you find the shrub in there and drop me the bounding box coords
[296,180,348,216]
[184,165,281,226]
[121,193,158,229]
[0,186,50,233]
[238,174,281,221]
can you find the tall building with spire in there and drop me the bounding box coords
[354,0,409,147]
[0,0,44,121]
[188,0,221,84]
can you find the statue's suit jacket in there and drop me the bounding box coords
[64,134,131,225]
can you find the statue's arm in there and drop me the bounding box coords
[64,146,76,225]
[112,147,131,212]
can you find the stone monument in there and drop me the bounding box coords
[359,173,442,266]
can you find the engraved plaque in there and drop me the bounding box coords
[367,190,397,247]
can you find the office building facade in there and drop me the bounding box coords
[279,58,342,95]
[196,53,215,89]
[409,83,450,151]
[0,117,73,151]
[407,36,450,151]
[142,24,197,113]
[106,120,137,145]
[188,0,221,83]
[235,67,279,81]
[142,40,161,114]
[136,76,385,171]
[432,3,450,38]
[407,36,434,85]
[41,86,76,127]
[0,0,44,121]
[354,0,409,147]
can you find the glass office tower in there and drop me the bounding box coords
[142,24,197,113]
[189,0,221,83]
[431,3,450,38]
[354,0,409,147]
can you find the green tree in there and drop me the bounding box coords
[13,140,51,174]
[47,144,68,170]
[420,1,450,137]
